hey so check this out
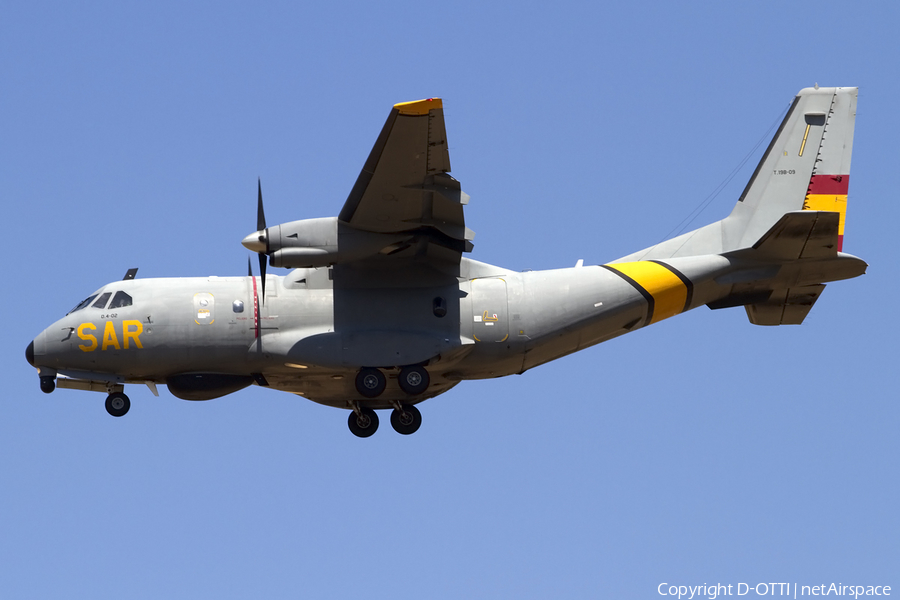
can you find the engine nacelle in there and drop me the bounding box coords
[269,217,338,253]
[243,215,472,269]
[264,217,411,269]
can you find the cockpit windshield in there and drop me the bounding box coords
[92,292,112,309]
[109,291,133,309]
[67,295,98,315]
[66,290,133,315]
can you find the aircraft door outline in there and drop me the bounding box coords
[193,293,215,325]
[471,278,509,343]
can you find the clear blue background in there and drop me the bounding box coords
[3,2,897,597]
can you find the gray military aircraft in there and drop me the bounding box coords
[26,88,866,437]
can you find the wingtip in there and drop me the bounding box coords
[393,98,443,115]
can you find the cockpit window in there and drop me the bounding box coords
[67,295,98,315]
[92,292,112,309]
[108,291,133,309]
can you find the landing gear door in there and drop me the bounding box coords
[471,278,509,343]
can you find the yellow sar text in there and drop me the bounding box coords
[77,321,144,352]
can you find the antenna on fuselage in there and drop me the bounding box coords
[123,268,138,280]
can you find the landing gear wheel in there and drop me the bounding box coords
[390,404,422,435]
[105,392,130,417]
[355,368,386,398]
[39,376,56,394]
[348,407,379,438]
[398,366,429,395]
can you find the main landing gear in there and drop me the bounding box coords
[355,368,386,398]
[398,366,429,395]
[348,407,379,437]
[390,404,421,435]
[105,392,131,417]
[354,365,430,400]
[347,365,429,437]
[347,403,423,438]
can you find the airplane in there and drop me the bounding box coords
[25,87,866,437]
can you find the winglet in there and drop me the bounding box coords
[393,98,442,115]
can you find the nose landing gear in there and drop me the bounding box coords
[39,376,56,394]
[105,392,131,417]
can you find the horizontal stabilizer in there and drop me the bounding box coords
[749,210,840,260]
[745,285,825,325]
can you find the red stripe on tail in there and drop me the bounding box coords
[808,174,849,195]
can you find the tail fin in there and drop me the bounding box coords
[617,86,857,262]
[725,86,857,251]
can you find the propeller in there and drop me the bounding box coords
[242,178,269,303]
[256,178,268,303]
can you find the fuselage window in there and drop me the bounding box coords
[67,295,98,315]
[92,292,112,309]
[233,300,244,313]
[108,291,133,309]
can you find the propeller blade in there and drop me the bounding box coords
[257,178,267,232]
[258,253,267,305]
[247,256,253,277]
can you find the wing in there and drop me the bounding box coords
[339,99,474,263]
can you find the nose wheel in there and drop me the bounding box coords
[39,376,56,394]
[105,392,131,417]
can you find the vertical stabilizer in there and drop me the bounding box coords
[725,86,857,251]
[615,87,857,262]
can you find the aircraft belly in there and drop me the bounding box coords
[257,328,461,369]
[264,370,460,410]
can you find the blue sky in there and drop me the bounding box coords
[3,1,898,597]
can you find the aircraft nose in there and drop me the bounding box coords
[26,340,35,366]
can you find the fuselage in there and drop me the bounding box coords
[28,254,765,409]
